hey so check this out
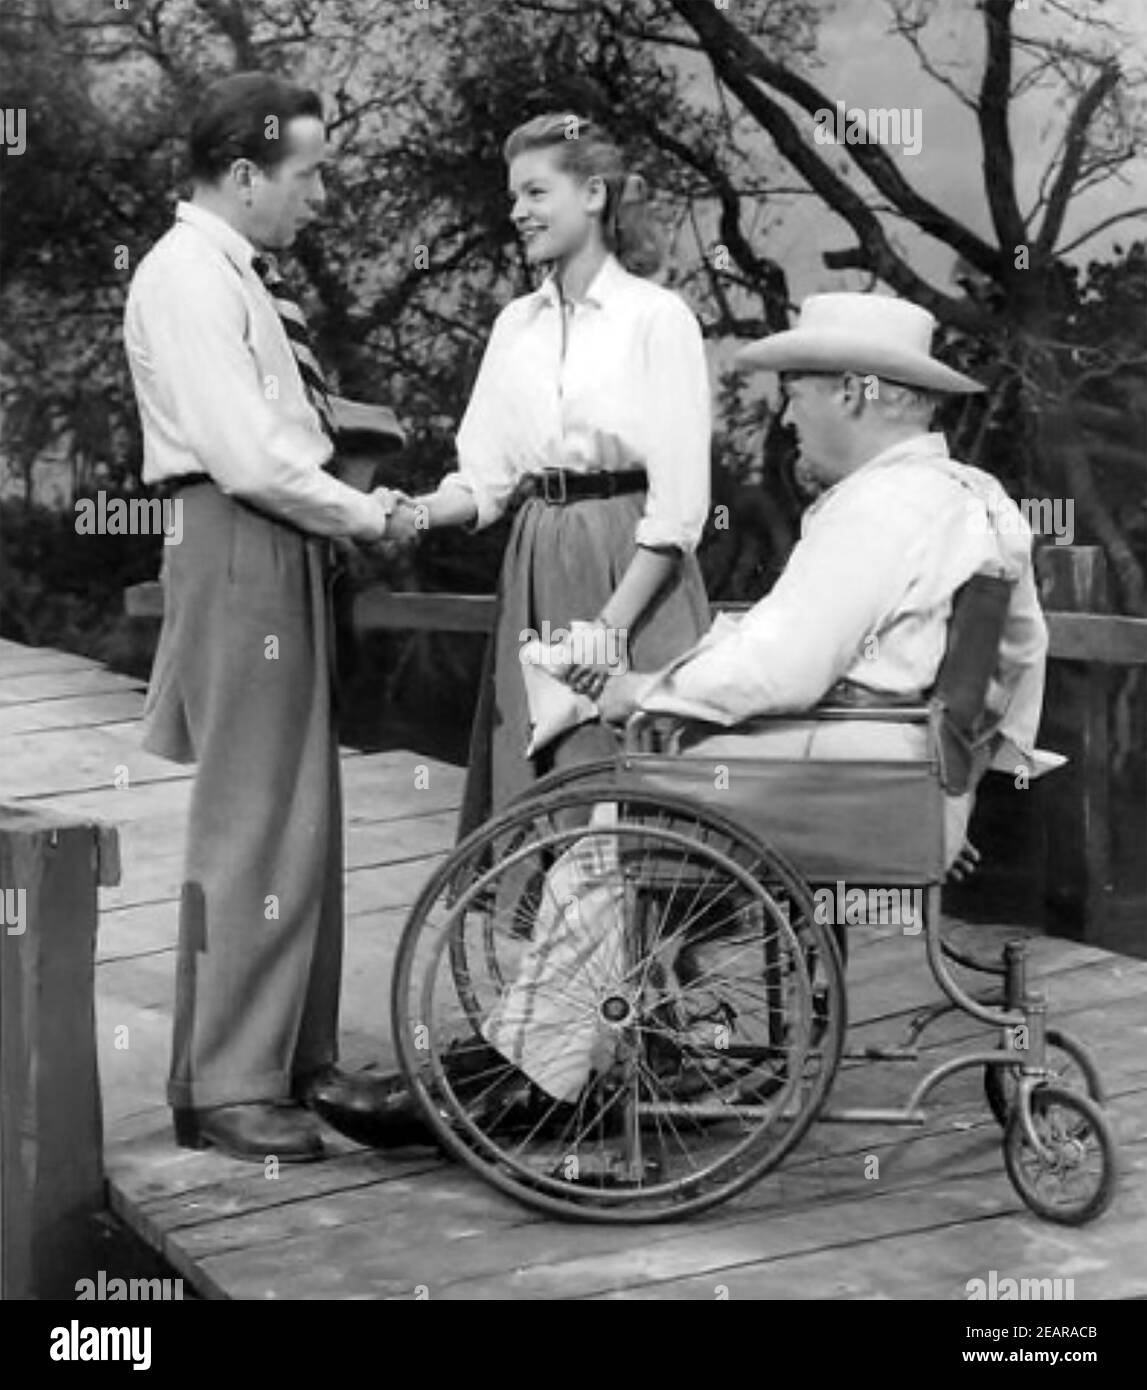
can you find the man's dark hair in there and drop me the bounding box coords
[189,72,323,184]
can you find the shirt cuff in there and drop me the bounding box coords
[439,473,504,531]
[634,512,704,555]
[347,489,388,542]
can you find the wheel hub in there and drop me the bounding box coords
[600,993,634,1026]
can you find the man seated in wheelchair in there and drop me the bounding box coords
[376,292,1056,1153]
[595,291,1053,864]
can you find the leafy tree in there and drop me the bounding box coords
[2,0,1143,616]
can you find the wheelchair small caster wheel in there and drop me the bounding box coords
[984,1029,1103,1127]
[1003,1083,1117,1225]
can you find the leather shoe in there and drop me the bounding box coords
[439,1040,585,1138]
[173,1102,323,1163]
[299,1045,585,1150]
[293,1064,440,1149]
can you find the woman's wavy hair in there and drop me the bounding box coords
[502,113,664,278]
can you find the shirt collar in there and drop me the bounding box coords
[858,432,950,475]
[806,433,949,520]
[533,253,628,312]
[175,200,259,276]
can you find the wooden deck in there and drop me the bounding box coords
[3,634,1147,1300]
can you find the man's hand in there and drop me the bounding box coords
[355,488,405,548]
[367,486,399,536]
[945,839,981,884]
[385,495,423,547]
[597,672,647,725]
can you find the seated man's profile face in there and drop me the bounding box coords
[779,372,852,489]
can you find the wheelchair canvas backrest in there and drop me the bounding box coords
[929,569,1014,795]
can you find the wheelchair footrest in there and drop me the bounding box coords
[819,1105,928,1125]
[638,1100,781,1122]
[844,1045,921,1062]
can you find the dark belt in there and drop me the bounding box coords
[149,469,341,571]
[151,464,336,499]
[513,467,646,507]
[151,471,213,497]
[822,679,925,709]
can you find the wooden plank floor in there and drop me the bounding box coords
[4,635,1146,1300]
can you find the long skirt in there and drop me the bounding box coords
[457,491,710,841]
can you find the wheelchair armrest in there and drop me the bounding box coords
[623,710,684,754]
[624,703,933,757]
[811,705,930,723]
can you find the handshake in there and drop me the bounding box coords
[364,488,426,550]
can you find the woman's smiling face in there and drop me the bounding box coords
[508,148,606,267]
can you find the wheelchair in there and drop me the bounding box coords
[389,574,1117,1225]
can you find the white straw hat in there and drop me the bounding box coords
[737,292,984,394]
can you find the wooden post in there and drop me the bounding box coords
[0,803,119,1299]
[1035,545,1112,942]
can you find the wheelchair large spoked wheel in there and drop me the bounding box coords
[392,781,845,1222]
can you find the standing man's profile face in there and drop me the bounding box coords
[238,115,328,251]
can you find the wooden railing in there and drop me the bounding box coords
[124,545,1147,945]
[124,578,1147,664]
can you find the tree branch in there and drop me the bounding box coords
[887,1,977,112]
[979,0,1027,250]
[668,0,1002,280]
[635,118,790,332]
[666,0,989,332]
[1055,208,1147,256]
[1036,59,1122,255]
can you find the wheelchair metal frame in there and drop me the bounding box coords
[609,706,1117,1218]
[388,700,1116,1225]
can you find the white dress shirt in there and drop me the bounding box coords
[123,201,387,540]
[641,433,1050,770]
[438,254,711,552]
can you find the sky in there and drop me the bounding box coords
[756,0,1147,300]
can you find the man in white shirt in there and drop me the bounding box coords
[605,293,1049,790]
[439,293,1053,1124]
[124,72,406,1161]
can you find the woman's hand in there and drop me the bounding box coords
[564,664,610,700]
[561,619,626,701]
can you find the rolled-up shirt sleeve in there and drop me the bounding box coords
[128,256,387,541]
[991,563,1049,768]
[954,473,1052,772]
[635,296,711,553]
[441,305,525,530]
[983,499,1050,770]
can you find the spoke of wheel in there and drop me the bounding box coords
[631,1048,711,1169]
[638,861,787,991]
[634,1028,764,1137]
[644,856,736,970]
[668,926,791,999]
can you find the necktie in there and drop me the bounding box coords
[253,253,337,440]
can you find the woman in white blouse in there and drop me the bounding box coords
[394,113,712,835]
